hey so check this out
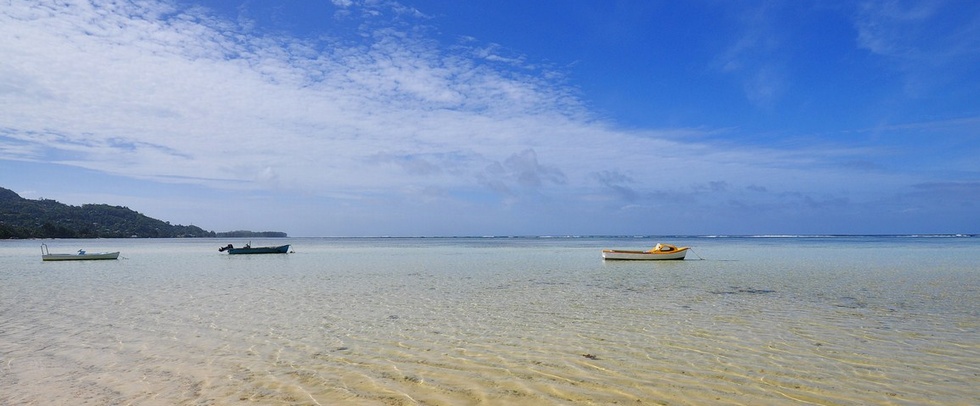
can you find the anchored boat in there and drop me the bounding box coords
[602,243,689,260]
[219,243,290,254]
[41,244,119,261]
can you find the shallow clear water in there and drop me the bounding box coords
[1,236,977,405]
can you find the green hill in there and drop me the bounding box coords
[0,187,215,239]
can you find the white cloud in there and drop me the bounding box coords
[0,0,618,194]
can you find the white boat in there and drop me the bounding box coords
[41,244,119,261]
[602,243,689,260]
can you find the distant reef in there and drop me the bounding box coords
[0,187,285,239]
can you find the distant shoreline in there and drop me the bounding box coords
[214,231,288,238]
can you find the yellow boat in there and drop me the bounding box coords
[601,243,689,260]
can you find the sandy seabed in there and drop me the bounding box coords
[2,237,978,405]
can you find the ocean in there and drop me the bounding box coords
[1,236,977,405]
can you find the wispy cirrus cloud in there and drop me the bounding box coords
[0,1,690,195]
[855,0,980,93]
[714,1,789,108]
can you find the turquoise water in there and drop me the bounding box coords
[1,236,977,405]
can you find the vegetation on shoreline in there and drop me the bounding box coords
[0,187,285,239]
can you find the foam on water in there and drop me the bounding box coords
[1,237,977,404]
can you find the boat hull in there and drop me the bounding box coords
[225,245,290,254]
[602,248,688,260]
[42,252,120,261]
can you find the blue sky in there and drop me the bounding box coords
[1,0,978,236]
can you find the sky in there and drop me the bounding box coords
[1,0,978,237]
